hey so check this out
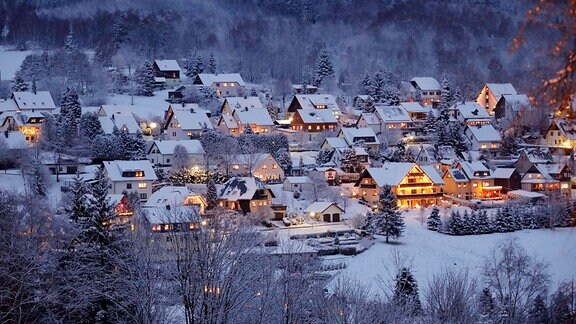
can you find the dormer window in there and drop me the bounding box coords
[122,171,144,177]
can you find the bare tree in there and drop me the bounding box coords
[303,170,329,203]
[425,268,478,323]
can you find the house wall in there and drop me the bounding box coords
[232,156,284,182]
[211,82,244,97]
[165,116,205,140]
[109,180,153,202]
[306,205,343,222]
[148,152,205,167]
[544,128,571,147]
[442,175,471,200]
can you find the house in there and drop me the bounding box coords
[147,139,205,168]
[144,185,207,215]
[539,163,572,198]
[543,119,576,148]
[312,166,339,185]
[220,96,264,115]
[287,94,340,119]
[230,153,284,182]
[410,77,441,107]
[0,111,45,145]
[39,152,89,176]
[494,94,532,128]
[515,148,554,175]
[492,168,522,194]
[102,160,158,202]
[0,91,57,114]
[304,202,344,222]
[218,177,275,214]
[321,137,348,151]
[450,102,492,126]
[282,176,312,192]
[153,60,181,85]
[370,105,413,136]
[337,127,380,151]
[218,107,274,135]
[521,164,560,196]
[476,83,518,116]
[353,95,375,112]
[442,169,471,200]
[354,163,444,207]
[464,124,501,151]
[193,73,246,97]
[355,112,381,134]
[454,161,500,199]
[291,84,318,94]
[97,105,141,135]
[168,85,186,102]
[290,109,338,142]
[163,104,213,140]
[399,102,429,122]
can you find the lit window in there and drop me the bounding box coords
[135,171,143,177]
[316,125,320,130]
[308,125,312,130]
[233,165,239,170]
[262,164,267,169]
[164,224,169,231]
[187,131,193,137]
[252,202,256,206]
[473,183,478,188]
[481,144,487,149]
[222,82,228,87]
[138,183,147,189]
[230,83,235,87]
[272,164,277,169]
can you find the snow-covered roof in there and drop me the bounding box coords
[410,77,441,91]
[11,91,56,111]
[452,102,491,120]
[230,153,272,171]
[283,176,311,184]
[144,205,200,225]
[0,131,27,149]
[374,105,412,123]
[500,94,531,112]
[359,113,380,125]
[485,83,517,97]
[355,95,373,101]
[107,194,124,206]
[154,59,181,72]
[323,137,348,149]
[446,169,469,182]
[539,163,566,175]
[520,148,553,164]
[458,161,490,180]
[353,146,368,156]
[219,114,238,129]
[399,102,429,113]
[224,96,264,111]
[218,177,269,201]
[144,186,200,208]
[234,109,274,126]
[297,109,337,124]
[99,105,134,117]
[0,99,19,112]
[466,124,501,142]
[103,160,158,182]
[492,168,516,179]
[290,151,318,168]
[154,77,166,83]
[99,115,140,135]
[364,163,444,187]
[294,94,338,111]
[170,106,214,131]
[507,190,546,199]
[550,119,576,141]
[339,127,380,146]
[150,140,205,155]
[304,202,343,214]
[197,73,246,86]
[291,84,318,90]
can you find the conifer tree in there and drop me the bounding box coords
[266,100,278,121]
[427,206,441,231]
[316,149,333,166]
[423,113,437,136]
[341,148,358,173]
[447,210,465,235]
[30,161,47,197]
[359,72,372,96]
[206,178,218,210]
[527,294,549,324]
[208,52,217,74]
[61,87,82,119]
[393,267,422,313]
[79,111,104,142]
[453,87,463,104]
[67,172,90,223]
[275,148,292,173]
[11,69,28,92]
[39,113,59,150]
[371,69,385,102]
[362,185,405,243]
[549,284,572,323]
[478,288,496,323]
[476,209,493,234]
[129,131,147,160]
[313,49,334,87]
[65,24,78,54]
[243,123,254,135]
[135,60,155,96]
[440,72,452,109]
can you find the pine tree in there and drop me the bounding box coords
[128,131,146,160]
[193,52,204,77]
[447,210,466,235]
[549,287,571,323]
[476,209,493,234]
[67,172,90,223]
[371,69,385,102]
[362,185,405,243]
[381,83,401,106]
[301,70,313,94]
[79,112,104,142]
[453,87,463,104]
[11,69,28,92]
[275,148,292,174]
[135,60,155,96]
[527,294,549,324]
[447,122,469,155]
[556,199,575,227]
[39,113,59,150]
[65,24,78,54]
[316,149,333,165]
[440,72,452,109]
[206,178,218,210]
[427,206,441,231]
[341,148,358,173]
[208,53,217,74]
[313,49,334,87]
[393,267,422,313]
[266,100,278,121]
[243,123,254,135]
[61,87,82,119]
[30,161,47,197]
[423,113,437,136]
[493,206,518,233]
[360,72,372,96]
[478,288,496,323]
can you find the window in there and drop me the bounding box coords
[262,164,267,169]
[222,82,228,87]
[167,158,170,163]
[139,193,147,200]
[232,165,239,170]
[411,189,417,194]
[138,182,147,189]
[473,183,478,188]
[127,183,132,189]
[272,164,277,169]
[230,83,235,87]
[481,144,487,149]
[187,131,193,137]
[172,132,176,137]
[308,125,312,130]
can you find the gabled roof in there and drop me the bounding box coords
[224,96,264,112]
[399,102,429,113]
[144,186,202,208]
[154,59,181,72]
[196,73,245,86]
[296,109,337,124]
[458,161,491,180]
[0,131,27,149]
[103,160,158,182]
[338,127,380,146]
[360,163,444,187]
[548,119,576,140]
[219,114,238,129]
[452,102,491,120]
[219,177,270,201]
[0,99,19,112]
[374,105,412,123]
[144,205,201,225]
[284,176,311,184]
[169,106,214,131]
[359,113,380,125]
[99,115,140,135]
[11,91,56,111]
[323,137,348,149]
[492,167,517,179]
[304,202,344,214]
[521,164,558,183]
[98,105,134,117]
[410,77,441,91]
[519,148,553,164]
[293,94,338,111]
[485,83,517,97]
[465,124,501,142]
[150,140,205,155]
[234,109,274,126]
[500,94,531,112]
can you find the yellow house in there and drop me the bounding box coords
[354,163,444,208]
[452,161,501,199]
[543,119,576,148]
[230,153,284,182]
[442,169,471,200]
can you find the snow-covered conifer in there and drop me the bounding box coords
[207,53,217,74]
[359,72,372,96]
[313,49,334,87]
[67,172,90,223]
[426,206,441,231]
[362,185,405,243]
[206,178,218,210]
[79,112,104,142]
[393,267,421,313]
[11,69,28,92]
[30,161,47,197]
[341,148,358,173]
[135,60,155,96]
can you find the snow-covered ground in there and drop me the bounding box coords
[0,46,33,81]
[105,90,173,121]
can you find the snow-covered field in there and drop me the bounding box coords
[0,46,32,81]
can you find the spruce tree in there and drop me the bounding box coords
[478,288,496,323]
[527,294,549,324]
[313,49,334,87]
[193,52,204,77]
[371,69,385,102]
[65,24,78,54]
[275,148,292,174]
[208,53,217,74]
[67,172,90,223]
[39,113,59,150]
[206,178,218,210]
[266,100,278,121]
[341,148,358,173]
[423,113,437,136]
[243,123,254,135]
[476,209,493,234]
[447,210,465,235]
[61,87,82,119]
[129,131,147,160]
[11,69,28,92]
[393,267,422,313]
[362,185,405,243]
[549,287,571,323]
[79,112,104,142]
[426,206,441,231]
[136,60,155,96]
[359,72,372,96]
[30,162,47,197]
[440,72,452,109]
[316,149,333,166]
[453,87,463,104]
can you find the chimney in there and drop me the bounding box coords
[190,107,195,113]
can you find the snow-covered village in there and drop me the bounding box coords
[0,1,575,323]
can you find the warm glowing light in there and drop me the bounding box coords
[149,122,157,129]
